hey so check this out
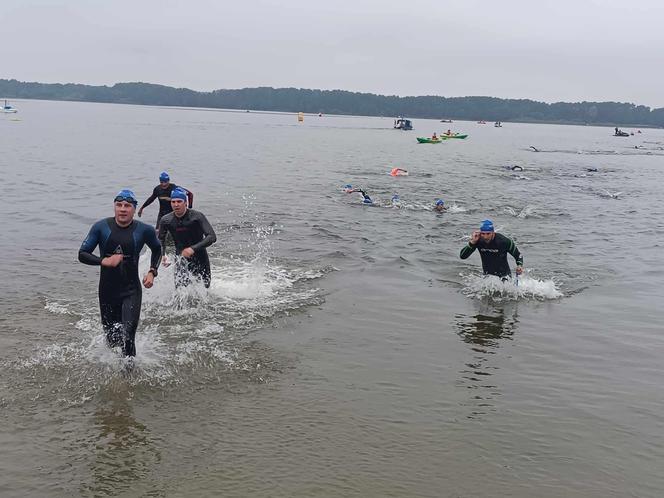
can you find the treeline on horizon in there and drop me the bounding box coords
[2,78,663,127]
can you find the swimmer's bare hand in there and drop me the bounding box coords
[182,247,195,258]
[470,231,480,245]
[516,266,523,275]
[142,272,155,288]
[101,254,124,267]
[161,256,171,268]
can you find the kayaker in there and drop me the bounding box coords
[432,132,438,140]
[445,129,452,136]
[459,219,523,280]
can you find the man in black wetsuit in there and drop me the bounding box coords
[78,189,161,357]
[137,171,194,228]
[158,187,217,288]
[459,219,523,279]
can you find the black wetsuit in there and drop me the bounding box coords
[140,183,194,227]
[459,232,523,278]
[158,209,217,288]
[79,218,161,356]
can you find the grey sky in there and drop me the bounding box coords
[2,0,663,107]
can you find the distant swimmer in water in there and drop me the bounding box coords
[391,194,401,206]
[78,189,161,357]
[158,188,217,289]
[586,167,598,172]
[504,165,523,171]
[433,199,447,212]
[349,188,373,204]
[459,219,523,280]
[529,146,540,152]
[343,183,354,193]
[390,167,408,176]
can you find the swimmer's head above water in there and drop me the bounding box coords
[434,199,446,212]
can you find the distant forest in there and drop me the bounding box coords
[2,78,662,127]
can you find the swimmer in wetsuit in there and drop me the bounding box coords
[78,189,161,357]
[459,219,523,279]
[349,188,373,204]
[158,187,217,288]
[434,199,447,212]
[138,171,194,228]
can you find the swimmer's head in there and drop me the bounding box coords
[479,219,494,232]
[170,187,188,201]
[114,189,138,206]
[159,171,170,183]
[392,194,400,202]
[435,199,444,207]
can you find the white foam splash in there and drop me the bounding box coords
[462,273,563,301]
[44,301,71,314]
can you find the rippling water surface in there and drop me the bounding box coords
[1,100,662,497]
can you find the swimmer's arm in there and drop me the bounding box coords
[145,226,162,273]
[140,188,158,210]
[78,224,102,265]
[157,219,170,256]
[460,243,476,259]
[507,238,523,267]
[190,213,217,252]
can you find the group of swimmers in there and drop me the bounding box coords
[77,171,524,361]
[78,171,217,359]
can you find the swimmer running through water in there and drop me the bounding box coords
[459,219,523,280]
[78,189,161,358]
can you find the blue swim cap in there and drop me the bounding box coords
[479,219,494,232]
[171,187,188,201]
[392,194,400,201]
[114,189,138,206]
[344,184,352,189]
[435,199,445,206]
[159,171,170,182]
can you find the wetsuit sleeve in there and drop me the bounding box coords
[191,213,217,252]
[158,219,169,255]
[460,243,476,259]
[506,238,523,266]
[140,187,159,209]
[78,223,102,265]
[145,226,162,271]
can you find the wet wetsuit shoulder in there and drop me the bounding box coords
[494,233,523,266]
[79,218,113,265]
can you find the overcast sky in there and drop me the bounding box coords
[2,0,663,107]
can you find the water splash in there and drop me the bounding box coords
[461,273,563,301]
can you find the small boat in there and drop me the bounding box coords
[440,133,468,140]
[477,120,486,124]
[2,100,17,113]
[614,130,629,137]
[440,119,453,123]
[494,121,502,127]
[417,137,443,143]
[394,117,413,130]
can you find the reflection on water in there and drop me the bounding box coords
[455,303,519,419]
[82,385,162,497]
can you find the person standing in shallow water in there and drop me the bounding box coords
[459,219,523,279]
[138,171,194,229]
[78,189,161,357]
[158,187,217,288]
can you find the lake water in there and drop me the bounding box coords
[1,99,663,497]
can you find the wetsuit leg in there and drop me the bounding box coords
[120,292,142,357]
[100,301,123,348]
[191,253,211,288]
